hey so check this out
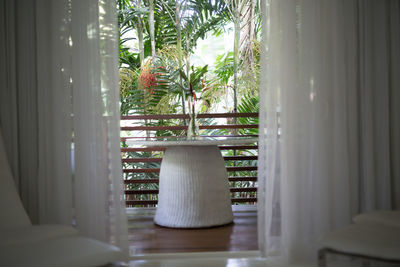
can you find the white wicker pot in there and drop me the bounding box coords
[154,145,233,228]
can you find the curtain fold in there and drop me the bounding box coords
[259,0,400,263]
[37,0,128,252]
[357,0,399,211]
[0,0,19,190]
[69,0,128,250]
[36,0,74,227]
[0,0,128,255]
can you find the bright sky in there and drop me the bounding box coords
[191,24,234,69]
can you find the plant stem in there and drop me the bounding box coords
[137,1,145,64]
[233,3,239,114]
[149,0,156,58]
[176,1,187,122]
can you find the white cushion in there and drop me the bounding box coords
[353,210,400,228]
[0,225,79,246]
[0,128,31,227]
[0,236,125,267]
[319,224,400,260]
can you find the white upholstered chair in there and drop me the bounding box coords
[0,127,125,267]
[318,211,400,267]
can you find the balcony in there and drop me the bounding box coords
[121,112,258,253]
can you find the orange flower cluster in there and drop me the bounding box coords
[140,66,157,94]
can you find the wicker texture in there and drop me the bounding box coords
[154,145,234,228]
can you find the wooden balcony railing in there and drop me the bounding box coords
[121,112,259,207]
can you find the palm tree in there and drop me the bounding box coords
[119,0,257,118]
[223,0,260,110]
[148,0,156,58]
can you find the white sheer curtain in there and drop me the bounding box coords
[0,0,128,254]
[37,0,128,252]
[258,0,400,263]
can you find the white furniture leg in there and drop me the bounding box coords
[154,145,234,228]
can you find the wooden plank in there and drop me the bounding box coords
[123,166,256,173]
[121,112,259,120]
[121,125,186,131]
[126,198,258,206]
[124,179,159,184]
[121,145,257,152]
[121,135,258,141]
[224,155,258,160]
[121,124,258,131]
[125,189,158,194]
[126,200,158,206]
[228,176,257,182]
[231,198,257,203]
[125,187,257,195]
[219,145,258,150]
[122,158,162,163]
[121,155,257,163]
[197,113,258,119]
[226,166,258,172]
[124,176,257,184]
[122,114,188,120]
[229,187,257,192]
[123,169,158,173]
[121,147,166,152]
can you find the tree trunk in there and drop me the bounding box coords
[137,6,145,64]
[240,0,257,95]
[176,1,187,121]
[233,4,240,114]
[232,0,241,136]
[137,0,149,136]
[148,0,156,58]
[240,0,256,70]
[185,32,191,114]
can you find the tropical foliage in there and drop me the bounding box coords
[117,0,261,117]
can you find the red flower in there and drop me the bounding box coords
[140,66,157,94]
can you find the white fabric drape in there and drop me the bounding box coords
[0,0,42,220]
[69,0,128,247]
[0,0,19,190]
[258,0,400,263]
[0,0,128,254]
[37,0,128,252]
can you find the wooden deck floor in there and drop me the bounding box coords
[128,205,258,254]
